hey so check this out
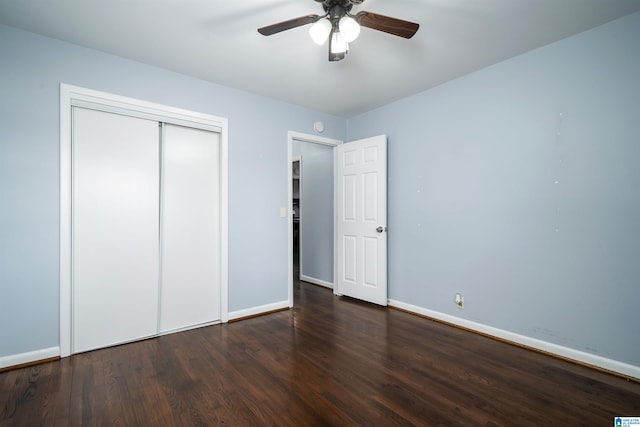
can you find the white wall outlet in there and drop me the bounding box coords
[280,207,287,218]
[455,293,464,309]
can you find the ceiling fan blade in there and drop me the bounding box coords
[258,14,320,36]
[355,11,419,39]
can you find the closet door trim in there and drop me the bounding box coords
[60,83,229,358]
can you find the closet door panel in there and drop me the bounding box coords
[160,124,220,333]
[72,107,160,353]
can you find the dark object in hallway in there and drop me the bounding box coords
[1,281,638,425]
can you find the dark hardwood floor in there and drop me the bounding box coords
[1,280,639,426]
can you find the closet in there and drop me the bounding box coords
[70,104,222,354]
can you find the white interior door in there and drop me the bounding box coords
[335,135,387,305]
[72,107,160,353]
[160,124,221,333]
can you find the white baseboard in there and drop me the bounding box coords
[300,275,333,289]
[388,299,640,381]
[0,346,60,370]
[228,300,289,321]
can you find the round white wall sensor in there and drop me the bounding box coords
[313,121,325,133]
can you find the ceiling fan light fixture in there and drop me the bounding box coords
[330,30,348,54]
[338,16,360,43]
[309,18,332,45]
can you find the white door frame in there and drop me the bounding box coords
[59,83,229,357]
[287,131,342,308]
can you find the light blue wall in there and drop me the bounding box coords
[3,10,640,369]
[293,141,334,284]
[0,24,346,358]
[347,12,640,366]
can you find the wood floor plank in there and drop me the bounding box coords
[1,281,639,426]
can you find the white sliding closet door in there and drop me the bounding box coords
[72,107,160,353]
[160,124,220,333]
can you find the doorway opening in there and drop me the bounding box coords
[287,132,342,308]
[292,158,301,282]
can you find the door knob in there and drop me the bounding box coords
[376,226,385,233]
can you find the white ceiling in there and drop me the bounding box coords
[1,0,639,117]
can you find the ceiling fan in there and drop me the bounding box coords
[258,0,419,62]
